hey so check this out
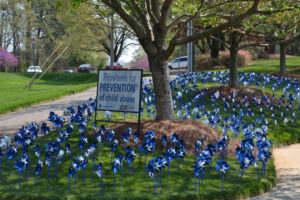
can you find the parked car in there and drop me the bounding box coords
[78,64,95,73]
[27,66,42,73]
[64,69,74,73]
[168,56,188,69]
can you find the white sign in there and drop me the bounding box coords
[97,70,142,113]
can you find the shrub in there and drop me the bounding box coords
[195,50,253,71]
[249,47,269,59]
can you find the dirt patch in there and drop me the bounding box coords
[89,120,239,157]
[269,72,300,82]
[203,85,280,106]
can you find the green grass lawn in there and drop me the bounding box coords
[0,73,98,115]
[240,56,300,75]
[0,125,276,200]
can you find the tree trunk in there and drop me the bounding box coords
[279,43,286,74]
[148,55,174,120]
[229,31,239,87]
[219,32,225,51]
[211,32,219,58]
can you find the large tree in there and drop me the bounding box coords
[70,0,262,120]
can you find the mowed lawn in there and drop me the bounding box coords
[240,56,300,74]
[0,72,97,115]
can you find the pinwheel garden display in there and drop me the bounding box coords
[0,71,299,199]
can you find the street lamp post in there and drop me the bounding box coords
[110,14,114,69]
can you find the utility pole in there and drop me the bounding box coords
[31,37,36,66]
[187,20,193,73]
[178,23,182,75]
[110,14,114,69]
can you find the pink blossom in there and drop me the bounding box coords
[0,47,18,68]
[135,55,149,70]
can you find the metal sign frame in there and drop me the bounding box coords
[95,69,143,135]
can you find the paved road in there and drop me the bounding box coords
[248,144,300,200]
[0,87,97,136]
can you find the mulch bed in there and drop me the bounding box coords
[89,120,240,157]
[269,72,300,82]
[203,85,281,106]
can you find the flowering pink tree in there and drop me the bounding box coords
[0,47,18,72]
[135,55,149,70]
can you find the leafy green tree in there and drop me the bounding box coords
[67,0,262,120]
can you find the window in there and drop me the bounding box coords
[180,57,188,62]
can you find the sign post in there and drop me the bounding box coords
[95,69,143,135]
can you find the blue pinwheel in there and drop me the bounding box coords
[45,141,58,182]
[78,134,88,155]
[92,120,97,132]
[48,112,57,129]
[141,140,154,166]
[176,140,186,171]
[55,149,64,176]
[0,135,11,149]
[146,158,156,197]
[133,133,140,155]
[29,122,39,144]
[166,148,176,180]
[111,157,121,190]
[15,155,28,189]
[125,147,136,175]
[96,163,103,197]
[68,161,77,193]
[106,129,115,153]
[162,135,167,156]
[65,143,72,163]
[41,121,51,142]
[86,142,97,173]
[66,124,74,136]
[96,131,103,157]
[6,146,18,175]
[193,156,206,192]
[121,128,132,149]
[216,160,230,192]
[194,135,204,160]
[170,133,179,147]
[155,156,167,185]
[117,154,124,182]
[35,159,43,191]
[77,155,88,183]
[104,111,112,121]
[215,134,229,160]
[34,145,40,158]
[144,131,156,156]
[79,120,87,134]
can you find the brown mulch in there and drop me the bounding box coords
[89,120,240,157]
[269,72,300,82]
[203,85,280,106]
[291,67,300,73]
